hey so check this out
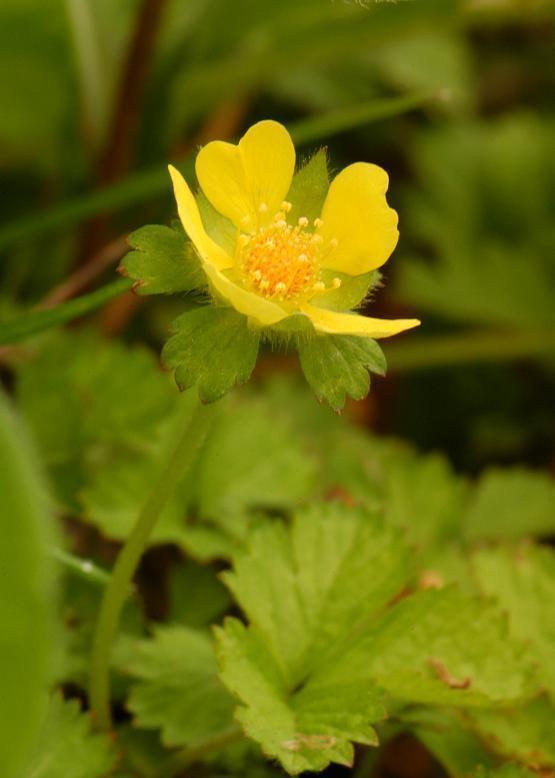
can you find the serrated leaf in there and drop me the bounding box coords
[471,544,555,699]
[464,469,555,542]
[466,696,555,770]
[217,505,534,774]
[217,504,409,773]
[298,333,386,410]
[162,307,260,402]
[22,694,116,778]
[120,626,235,749]
[121,224,205,295]
[286,149,329,225]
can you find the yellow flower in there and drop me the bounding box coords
[168,120,420,338]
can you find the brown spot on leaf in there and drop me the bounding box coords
[428,657,471,689]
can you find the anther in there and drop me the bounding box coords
[258,202,268,213]
[313,281,326,292]
[298,216,309,228]
[311,234,323,244]
[275,282,287,293]
[313,217,323,228]
[281,201,292,213]
[275,219,287,229]
[260,279,270,290]
[332,277,342,289]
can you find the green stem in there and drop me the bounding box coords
[89,397,217,730]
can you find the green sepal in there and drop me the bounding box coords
[197,192,237,255]
[120,224,205,295]
[298,333,386,411]
[162,306,260,403]
[314,270,381,312]
[286,149,329,225]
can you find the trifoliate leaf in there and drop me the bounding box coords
[120,626,235,749]
[298,333,386,410]
[162,307,260,402]
[216,504,409,773]
[217,505,534,774]
[471,544,555,698]
[121,224,205,295]
[464,468,555,542]
[22,694,116,778]
[286,149,329,225]
[465,696,555,770]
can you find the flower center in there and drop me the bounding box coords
[239,203,328,302]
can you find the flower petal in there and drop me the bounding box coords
[204,264,288,327]
[168,165,233,271]
[196,120,295,231]
[318,162,399,276]
[301,303,420,339]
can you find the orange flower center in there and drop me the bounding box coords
[239,204,332,302]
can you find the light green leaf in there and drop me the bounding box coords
[471,544,555,698]
[168,559,231,629]
[22,694,115,778]
[298,333,386,410]
[217,504,409,773]
[121,224,205,295]
[286,149,329,225]
[195,396,317,524]
[120,626,235,749]
[465,696,555,769]
[0,392,57,778]
[197,192,236,255]
[401,707,494,776]
[464,469,555,542]
[217,505,534,773]
[162,307,260,402]
[314,269,378,312]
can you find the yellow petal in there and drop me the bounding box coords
[196,120,295,231]
[318,162,399,276]
[301,303,420,339]
[204,264,288,327]
[168,165,233,271]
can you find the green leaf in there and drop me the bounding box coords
[162,306,261,402]
[0,392,57,778]
[401,707,494,777]
[217,505,534,773]
[120,626,235,749]
[470,763,544,778]
[216,504,409,773]
[313,269,378,312]
[465,696,555,769]
[197,192,236,255]
[22,694,116,778]
[471,544,555,698]
[168,559,231,629]
[121,224,205,295]
[286,149,329,225]
[298,333,386,410]
[464,469,555,542]
[195,395,317,524]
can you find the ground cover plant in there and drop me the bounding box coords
[1,1,554,778]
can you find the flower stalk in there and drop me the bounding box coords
[89,396,217,729]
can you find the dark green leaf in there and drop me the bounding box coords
[162,306,260,402]
[121,224,205,295]
[298,333,386,410]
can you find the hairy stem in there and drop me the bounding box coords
[89,397,217,730]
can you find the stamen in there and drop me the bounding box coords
[258,202,268,213]
[311,234,323,244]
[313,217,323,228]
[281,201,292,213]
[313,281,326,292]
[298,216,309,228]
[332,277,342,289]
